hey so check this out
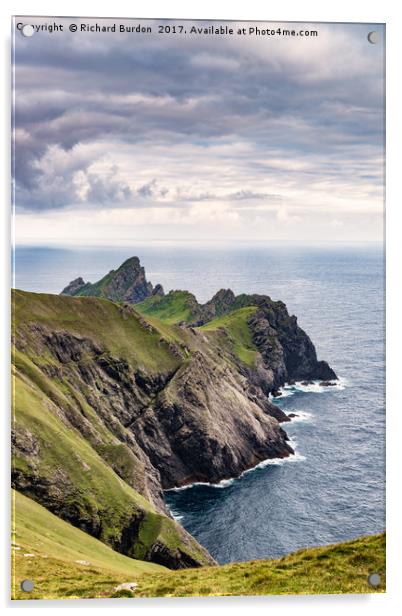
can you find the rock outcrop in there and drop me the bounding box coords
[61,256,164,304]
[247,298,337,387]
[61,276,87,295]
[133,350,293,489]
[137,284,337,389]
[13,293,293,497]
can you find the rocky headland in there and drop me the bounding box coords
[12,256,337,570]
[61,256,164,304]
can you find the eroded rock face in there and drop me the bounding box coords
[202,289,236,321]
[60,257,164,304]
[102,257,153,303]
[248,302,337,385]
[152,284,165,297]
[133,351,293,489]
[13,324,292,495]
[12,328,215,568]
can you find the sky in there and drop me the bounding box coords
[12,17,385,245]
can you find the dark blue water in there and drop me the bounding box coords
[14,242,385,563]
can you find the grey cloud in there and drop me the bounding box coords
[12,18,385,213]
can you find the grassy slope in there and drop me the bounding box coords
[12,290,210,566]
[12,513,385,599]
[11,292,385,599]
[201,307,259,367]
[136,291,259,368]
[136,291,198,324]
[12,289,180,374]
[12,490,166,600]
[135,533,386,598]
[13,367,155,543]
[73,271,115,298]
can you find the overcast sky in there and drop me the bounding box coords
[13,18,385,244]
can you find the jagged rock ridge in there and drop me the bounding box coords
[61,256,164,304]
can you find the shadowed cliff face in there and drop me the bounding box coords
[12,294,293,497]
[12,291,216,570]
[133,350,293,489]
[248,302,337,387]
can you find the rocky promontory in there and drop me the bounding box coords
[61,256,164,304]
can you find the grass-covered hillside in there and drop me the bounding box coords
[136,290,201,324]
[12,497,385,600]
[61,256,160,304]
[12,283,342,598]
[12,290,215,569]
[137,533,385,598]
[137,291,260,367]
[13,289,182,374]
[201,306,259,367]
[12,490,166,600]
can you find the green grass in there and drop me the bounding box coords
[12,508,385,600]
[135,292,262,368]
[12,364,208,565]
[201,307,259,367]
[12,290,212,568]
[14,369,151,532]
[135,533,385,597]
[12,490,166,600]
[12,289,180,374]
[136,291,198,324]
[71,257,144,301]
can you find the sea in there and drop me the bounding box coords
[13,242,385,564]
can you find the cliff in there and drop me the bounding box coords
[13,259,337,571]
[137,288,337,387]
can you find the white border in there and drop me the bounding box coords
[1,1,401,614]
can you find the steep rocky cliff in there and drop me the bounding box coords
[137,287,337,387]
[12,291,214,569]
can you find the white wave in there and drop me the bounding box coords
[286,411,313,423]
[274,376,347,398]
[172,513,184,521]
[166,505,185,521]
[167,477,235,492]
[244,449,305,472]
[165,438,304,493]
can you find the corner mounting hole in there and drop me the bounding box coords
[20,579,34,592]
[367,31,379,44]
[368,572,381,587]
[21,24,35,37]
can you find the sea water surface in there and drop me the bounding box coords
[14,242,385,564]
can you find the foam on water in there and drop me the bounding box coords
[166,477,235,492]
[287,410,313,423]
[274,377,347,399]
[162,382,324,494]
[167,508,184,522]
